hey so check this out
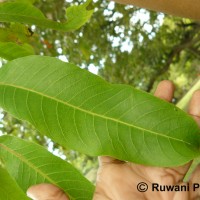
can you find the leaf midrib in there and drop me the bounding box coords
[0,83,193,146]
[0,143,58,186]
[0,14,73,30]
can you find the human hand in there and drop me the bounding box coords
[27,80,200,200]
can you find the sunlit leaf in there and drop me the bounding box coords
[0,0,93,31]
[0,55,199,167]
[0,135,94,200]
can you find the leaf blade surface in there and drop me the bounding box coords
[0,166,30,200]
[0,1,93,31]
[0,55,200,167]
[0,135,94,200]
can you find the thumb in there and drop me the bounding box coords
[27,183,69,200]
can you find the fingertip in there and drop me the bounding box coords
[189,90,200,106]
[27,184,69,200]
[154,80,175,102]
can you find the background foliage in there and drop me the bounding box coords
[0,0,200,182]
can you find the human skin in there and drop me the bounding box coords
[111,0,200,20]
[27,80,200,200]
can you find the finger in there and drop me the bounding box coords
[189,164,200,183]
[154,80,175,102]
[27,183,69,200]
[188,90,200,126]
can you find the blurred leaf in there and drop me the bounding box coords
[65,0,93,31]
[0,135,95,200]
[0,1,93,31]
[2,0,40,3]
[14,0,40,4]
[0,23,32,43]
[0,42,34,60]
[0,55,200,167]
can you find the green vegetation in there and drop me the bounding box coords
[0,0,200,199]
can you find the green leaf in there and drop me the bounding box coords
[0,1,93,31]
[0,23,35,60]
[0,42,34,60]
[0,166,30,200]
[1,0,39,4]
[65,0,93,31]
[9,23,33,42]
[0,55,200,167]
[0,135,94,200]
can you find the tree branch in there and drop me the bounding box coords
[146,30,200,92]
